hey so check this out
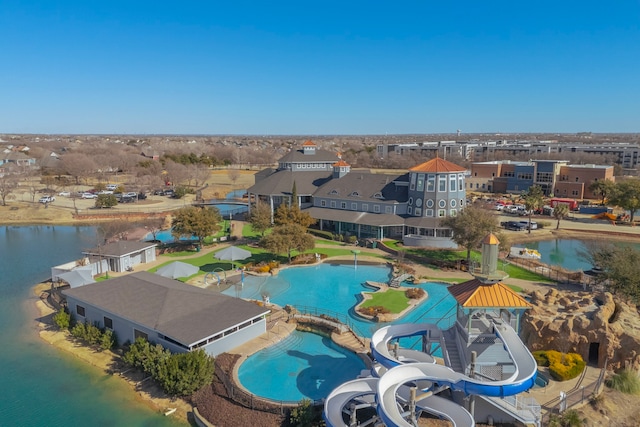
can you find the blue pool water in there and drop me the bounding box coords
[227,263,459,402]
[237,330,366,402]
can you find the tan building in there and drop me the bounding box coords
[555,164,615,200]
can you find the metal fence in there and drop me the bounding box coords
[505,256,584,286]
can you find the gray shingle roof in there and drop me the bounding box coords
[278,148,339,163]
[314,171,409,202]
[247,170,333,196]
[63,271,269,346]
[303,207,406,226]
[84,241,157,257]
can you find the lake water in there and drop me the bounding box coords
[0,226,181,426]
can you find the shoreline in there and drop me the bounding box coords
[32,283,192,426]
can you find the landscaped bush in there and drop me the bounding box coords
[307,228,334,240]
[358,306,390,316]
[70,321,116,351]
[405,288,425,299]
[534,350,586,381]
[53,307,71,330]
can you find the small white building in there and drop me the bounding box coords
[82,241,157,273]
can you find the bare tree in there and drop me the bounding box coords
[164,160,189,188]
[227,168,240,188]
[0,166,18,205]
[60,153,97,184]
[191,163,211,188]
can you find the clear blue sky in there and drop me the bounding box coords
[1,1,639,135]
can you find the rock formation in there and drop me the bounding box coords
[521,288,640,371]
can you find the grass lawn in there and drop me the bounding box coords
[360,289,410,314]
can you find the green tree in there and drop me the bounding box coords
[552,203,569,230]
[440,206,498,264]
[171,206,222,247]
[52,308,71,330]
[522,185,544,234]
[261,223,315,263]
[274,202,315,228]
[589,179,616,206]
[95,194,118,208]
[610,179,640,222]
[248,200,272,237]
[289,399,320,427]
[155,349,215,396]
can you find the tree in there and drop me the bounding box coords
[581,242,640,303]
[60,153,97,184]
[0,167,18,206]
[248,200,272,237]
[609,179,640,222]
[552,203,569,229]
[261,223,315,263]
[155,349,215,396]
[171,206,221,247]
[522,185,544,234]
[589,179,615,206]
[274,202,315,228]
[53,308,71,330]
[95,194,118,208]
[440,206,498,264]
[227,168,240,188]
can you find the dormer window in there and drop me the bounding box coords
[329,189,339,195]
[373,192,384,199]
[350,191,360,197]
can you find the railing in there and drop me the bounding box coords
[540,360,608,425]
[290,305,369,346]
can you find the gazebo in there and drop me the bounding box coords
[447,233,532,341]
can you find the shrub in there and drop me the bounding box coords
[289,399,322,427]
[405,288,425,299]
[53,308,71,330]
[307,228,334,240]
[535,350,586,381]
[605,368,640,395]
[347,235,358,244]
[358,306,390,316]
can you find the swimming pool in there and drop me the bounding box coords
[237,330,366,402]
[145,229,198,244]
[227,264,459,402]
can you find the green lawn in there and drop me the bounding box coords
[360,289,410,313]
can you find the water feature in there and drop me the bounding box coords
[0,226,181,426]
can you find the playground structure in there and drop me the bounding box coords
[204,268,227,286]
[323,234,542,427]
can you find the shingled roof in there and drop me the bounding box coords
[448,278,531,309]
[63,271,269,346]
[409,157,466,173]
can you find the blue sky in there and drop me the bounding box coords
[1,1,639,135]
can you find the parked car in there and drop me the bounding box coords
[137,192,147,200]
[81,193,98,199]
[106,184,118,191]
[518,220,538,230]
[494,204,505,211]
[124,192,138,198]
[153,189,165,195]
[163,189,175,197]
[97,190,114,195]
[500,220,527,231]
[39,195,55,203]
[504,205,519,214]
[58,191,70,197]
[120,196,136,203]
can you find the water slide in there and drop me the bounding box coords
[323,378,379,427]
[324,322,537,427]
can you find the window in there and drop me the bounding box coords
[438,199,446,208]
[410,173,416,190]
[362,203,368,211]
[416,198,422,207]
[134,329,148,341]
[350,191,360,197]
[460,199,465,207]
[330,201,336,208]
[374,205,380,213]
[438,176,446,192]
[438,209,446,217]
[373,192,384,199]
[416,174,425,191]
[340,202,347,209]
[450,199,456,207]
[415,208,422,216]
[76,305,85,317]
[426,209,433,217]
[458,174,464,191]
[450,209,457,217]
[408,197,414,205]
[385,206,392,213]
[449,174,456,192]
[427,174,435,192]
[329,189,339,195]
[351,203,357,210]
[426,199,434,208]
[321,200,326,207]
[104,316,113,330]
[408,206,413,215]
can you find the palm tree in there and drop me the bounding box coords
[523,185,544,234]
[553,203,569,229]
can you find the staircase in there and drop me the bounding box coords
[443,329,464,373]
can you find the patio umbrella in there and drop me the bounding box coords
[156,261,199,279]
[214,246,252,269]
[58,269,96,288]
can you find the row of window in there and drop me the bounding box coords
[410,173,465,193]
[191,316,264,349]
[76,305,113,330]
[280,162,331,170]
[320,199,392,213]
[408,197,464,209]
[408,207,458,217]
